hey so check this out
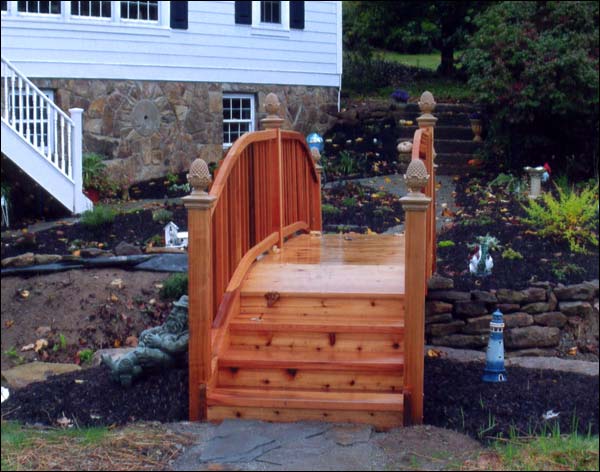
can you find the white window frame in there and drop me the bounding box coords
[222,94,255,149]
[3,1,169,29]
[1,1,9,13]
[251,0,290,37]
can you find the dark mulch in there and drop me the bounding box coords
[1,204,187,259]
[3,358,597,443]
[127,172,189,200]
[322,181,404,233]
[436,173,599,290]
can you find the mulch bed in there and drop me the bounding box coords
[1,204,187,259]
[322,181,404,233]
[2,358,597,444]
[435,173,599,290]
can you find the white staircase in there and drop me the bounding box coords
[1,55,92,214]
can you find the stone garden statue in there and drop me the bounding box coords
[102,295,189,387]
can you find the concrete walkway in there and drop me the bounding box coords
[167,420,484,471]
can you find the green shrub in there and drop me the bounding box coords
[438,240,455,248]
[160,273,188,300]
[78,349,94,365]
[522,182,599,253]
[80,205,117,228]
[462,1,599,179]
[322,204,341,216]
[502,248,524,260]
[152,208,174,224]
[342,196,357,207]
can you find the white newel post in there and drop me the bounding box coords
[69,108,90,213]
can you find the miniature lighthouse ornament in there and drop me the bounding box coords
[482,309,507,382]
[306,132,324,154]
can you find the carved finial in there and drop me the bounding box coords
[187,158,211,195]
[417,91,438,129]
[261,93,285,129]
[404,158,430,194]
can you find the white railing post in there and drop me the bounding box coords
[69,108,89,213]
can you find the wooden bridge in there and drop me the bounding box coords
[184,92,438,428]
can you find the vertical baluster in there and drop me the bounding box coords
[10,73,16,127]
[53,108,59,165]
[46,101,52,161]
[3,71,8,121]
[67,121,72,177]
[32,92,38,149]
[24,83,30,142]
[60,114,65,173]
[17,76,23,134]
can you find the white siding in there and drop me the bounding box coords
[1,1,342,87]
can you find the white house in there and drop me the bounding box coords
[1,1,342,213]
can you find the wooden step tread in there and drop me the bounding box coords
[232,313,404,333]
[242,264,405,296]
[208,387,403,411]
[219,348,404,371]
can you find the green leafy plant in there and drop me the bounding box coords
[152,209,174,224]
[53,333,68,352]
[342,196,357,207]
[438,240,455,248]
[321,204,341,216]
[159,273,188,300]
[165,172,179,187]
[78,349,94,365]
[338,151,358,176]
[145,234,164,246]
[488,173,524,195]
[551,262,585,282]
[522,182,599,253]
[80,205,117,228]
[502,248,524,260]
[3,346,25,365]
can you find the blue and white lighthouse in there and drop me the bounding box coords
[482,309,507,382]
[306,132,324,154]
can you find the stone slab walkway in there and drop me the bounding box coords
[168,420,484,471]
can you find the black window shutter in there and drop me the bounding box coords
[290,1,305,29]
[170,1,188,30]
[235,1,252,25]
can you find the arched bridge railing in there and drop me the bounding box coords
[184,93,321,420]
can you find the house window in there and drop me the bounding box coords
[71,1,111,18]
[11,89,55,153]
[260,1,280,24]
[120,1,159,22]
[1,1,8,12]
[223,94,255,148]
[17,1,61,14]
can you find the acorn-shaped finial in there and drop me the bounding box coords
[187,158,211,194]
[404,158,429,193]
[418,91,436,115]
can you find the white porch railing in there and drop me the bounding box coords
[1,55,90,213]
[1,55,74,179]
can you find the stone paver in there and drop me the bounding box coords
[167,420,484,471]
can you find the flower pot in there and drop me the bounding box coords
[470,119,483,142]
[84,189,100,203]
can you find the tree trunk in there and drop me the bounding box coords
[439,44,455,76]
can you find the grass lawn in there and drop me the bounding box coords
[376,49,442,70]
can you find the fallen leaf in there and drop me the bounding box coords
[74,379,85,384]
[5,320,14,328]
[34,338,48,353]
[427,349,442,358]
[72,250,81,257]
[384,177,391,184]
[21,343,35,352]
[110,278,124,290]
[19,290,30,299]
[114,339,122,348]
[568,347,577,356]
[110,294,119,302]
[125,336,138,347]
[441,208,456,218]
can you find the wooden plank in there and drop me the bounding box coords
[208,388,404,411]
[232,313,404,332]
[217,367,404,392]
[208,406,403,429]
[228,331,404,353]
[219,348,404,372]
[242,264,404,296]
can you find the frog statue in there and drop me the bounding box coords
[102,295,189,387]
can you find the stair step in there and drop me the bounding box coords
[436,139,482,154]
[219,348,404,372]
[397,126,474,140]
[208,388,404,428]
[208,387,403,411]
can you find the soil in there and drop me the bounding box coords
[2,356,597,445]
[435,173,599,290]
[1,204,187,259]
[322,181,404,233]
[1,269,173,371]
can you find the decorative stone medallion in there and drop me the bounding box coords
[132,99,160,137]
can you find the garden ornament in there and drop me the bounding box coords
[524,166,546,199]
[164,222,188,248]
[397,141,413,154]
[482,309,507,382]
[306,132,324,154]
[102,295,189,387]
[468,235,499,276]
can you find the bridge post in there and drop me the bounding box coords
[400,158,431,425]
[261,93,285,247]
[184,158,216,421]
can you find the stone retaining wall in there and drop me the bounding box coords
[31,78,338,184]
[426,275,599,358]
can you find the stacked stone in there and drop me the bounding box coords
[425,275,599,356]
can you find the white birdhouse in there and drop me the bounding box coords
[164,222,189,248]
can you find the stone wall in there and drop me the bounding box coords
[32,78,338,184]
[426,275,599,358]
